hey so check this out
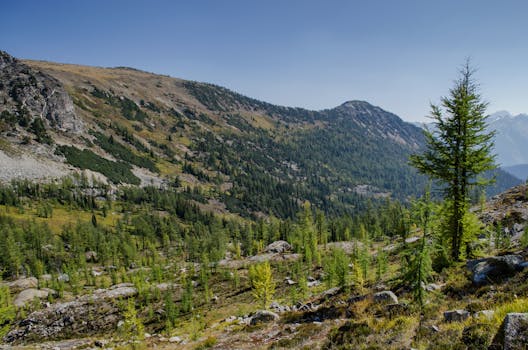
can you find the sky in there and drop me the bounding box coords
[1,0,527,122]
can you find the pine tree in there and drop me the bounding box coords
[410,61,496,260]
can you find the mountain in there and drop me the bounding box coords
[487,111,528,167]
[503,163,528,181]
[0,50,429,218]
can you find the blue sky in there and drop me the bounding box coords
[2,0,527,121]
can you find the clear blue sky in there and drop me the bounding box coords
[2,0,527,121]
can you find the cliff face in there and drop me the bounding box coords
[0,51,83,134]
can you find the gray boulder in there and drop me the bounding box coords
[444,309,470,322]
[249,310,280,325]
[264,240,292,254]
[490,313,528,350]
[467,255,526,285]
[373,291,398,305]
[13,288,54,308]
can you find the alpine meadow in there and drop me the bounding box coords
[1,2,528,349]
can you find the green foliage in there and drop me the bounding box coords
[92,131,158,172]
[248,261,275,309]
[29,117,52,144]
[57,145,140,184]
[0,280,16,337]
[410,62,497,260]
[91,87,148,122]
[401,190,434,308]
[120,299,144,341]
[323,248,350,288]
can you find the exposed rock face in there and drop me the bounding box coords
[249,310,279,325]
[0,51,83,134]
[490,313,528,350]
[4,283,137,344]
[467,255,526,285]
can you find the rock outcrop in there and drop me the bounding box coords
[4,283,137,344]
[490,313,528,350]
[0,51,83,134]
[467,255,527,285]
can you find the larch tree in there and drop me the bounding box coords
[410,61,496,260]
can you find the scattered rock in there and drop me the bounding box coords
[249,310,279,325]
[373,291,398,305]
[270,302,290,313]
[285,278,296,285]
[264,240,292,254]
[444,309,470,322]
[467,255,527,285]
[169,336,182,343]
[490,313,528,350]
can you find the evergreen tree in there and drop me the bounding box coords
[248,261,275,309]
[410,62,496,260]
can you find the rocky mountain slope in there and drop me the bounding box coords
[0,50,430,218]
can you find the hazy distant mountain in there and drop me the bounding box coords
[414,111,528,175]
[487,111,528,167]
[503,164,528,182]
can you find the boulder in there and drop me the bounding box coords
[473,310,495,320]
[444,309,470,322]
[384,303,411,318]
[6,277,38,292]
[169,336,182,343]
[264,240,292,254]
[467,255,526,285]
[249,310,280,325]
[373,291,398,305]
[490,313,528,350]
[347,294,368,305]
[85,251,98,262]
[13,288,54,308]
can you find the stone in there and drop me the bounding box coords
[6,277,38,292]
[13,288,53,308]
[347,294,368,305]
[373,291,398,305]
[473,310,495,320]
[444,309,470,322]
[85,251,98,262]
[321,287,342,299]
[490,313,528,350]
[467,255,526,285]
[384,303,411,318]
[264,240,292,254]
[405,236,421,244]
[169,336,182,343]
[249,310,280,325]
[57,273,70,283]
[285,278,296,285]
